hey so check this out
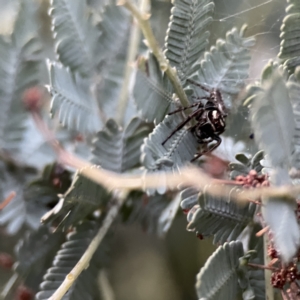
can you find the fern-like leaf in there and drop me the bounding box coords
[97,4,130,63]
[229,150,264,179]
[263,168,300,263]
[48,62,101,134]
[278,0,300,72]
[49,0,101,76]
[41,170,110,230]
[189,26,255,108]
[196,241,244,300]
[251,72,295,169]
[133,53,175,123]
[157,193,181,237]
[96,4,132,122]
[0,0,42,155]
[92,118,152,173]
[142,114,198,171]
[164,0,214,84]
[186,185,256,244]
[14,226,64,290]
[36,221,107,299]
[287,69,300,169]
[124,191,173,235]
[0,163,71,234]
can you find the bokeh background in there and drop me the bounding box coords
[0,0,286,299]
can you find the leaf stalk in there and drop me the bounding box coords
[120,0,190,108]
[48,197,125,300]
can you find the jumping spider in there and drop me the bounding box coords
[162,79,228,162]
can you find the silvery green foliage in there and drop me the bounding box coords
[229,151,264,179]
[278,0,300,72]
[133,53,175,123]
[0,167,33,234]
[92,118,152,173]
[262,168,300,263]
[287,69,300,168]
[142,114,198,171]
[42,170,110,230]
[180,188,199,212]
[48,62,101,134]
[49,0,101,76]
[196,241,244,300]
[0,0,42,154]
[0,163,71,234]
[14,226,64,277]
[251,72,295,169]
[164,0,214,84]
[96,4,131,121]
[97,4,130,63]
[245,228,265,300]
[36,221,106,300]
[186,185,256,244]
[157,193,181,237]
[14,226,64,290]
[125,191,173,235]
[188,26,255,109]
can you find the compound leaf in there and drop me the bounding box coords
[186,185,256,244]
[278,0,300,72]
[48,62,101,134]
[251,72,295,169]
[36,221,106,300]
[49,0,101,76]
[97,4,130,64]
[0,0,42,155]
[124,191,172,235]
[14,226,65,290]
[189,26,255,109]
[92,118,151,173]
[164,0,214,84]
[142,114,198,171]
[262,168,300,263]
[96,4,132,122]
[41,170,110,230]
[133,53,175,123]
[287,70,300,169]
[0,163,71,234]
[157,193,181,237]
[196,241,244,300]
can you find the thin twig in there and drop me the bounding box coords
[32,110,300,206]
[116,18,140,124]
[0,191,16,210]
[118,0,190,109]
[48,197,125,300]
[247,262,278,272]
[264,234,274,300]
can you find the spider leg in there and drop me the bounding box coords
[187,79,211,93]
[167,102,199,116]
[191,96,210,101]
[191,134,222,162]
[162,109,202,146]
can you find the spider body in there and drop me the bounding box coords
[162,79,227,162]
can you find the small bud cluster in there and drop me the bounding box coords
[0,252,14,269]
[22,87,43,112]
[267,243,300,291]
[271,263,300,289]
[267,245,278,260]
[15,285,34,300]
[235,170,269,188]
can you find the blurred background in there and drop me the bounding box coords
[0,0,286,299]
